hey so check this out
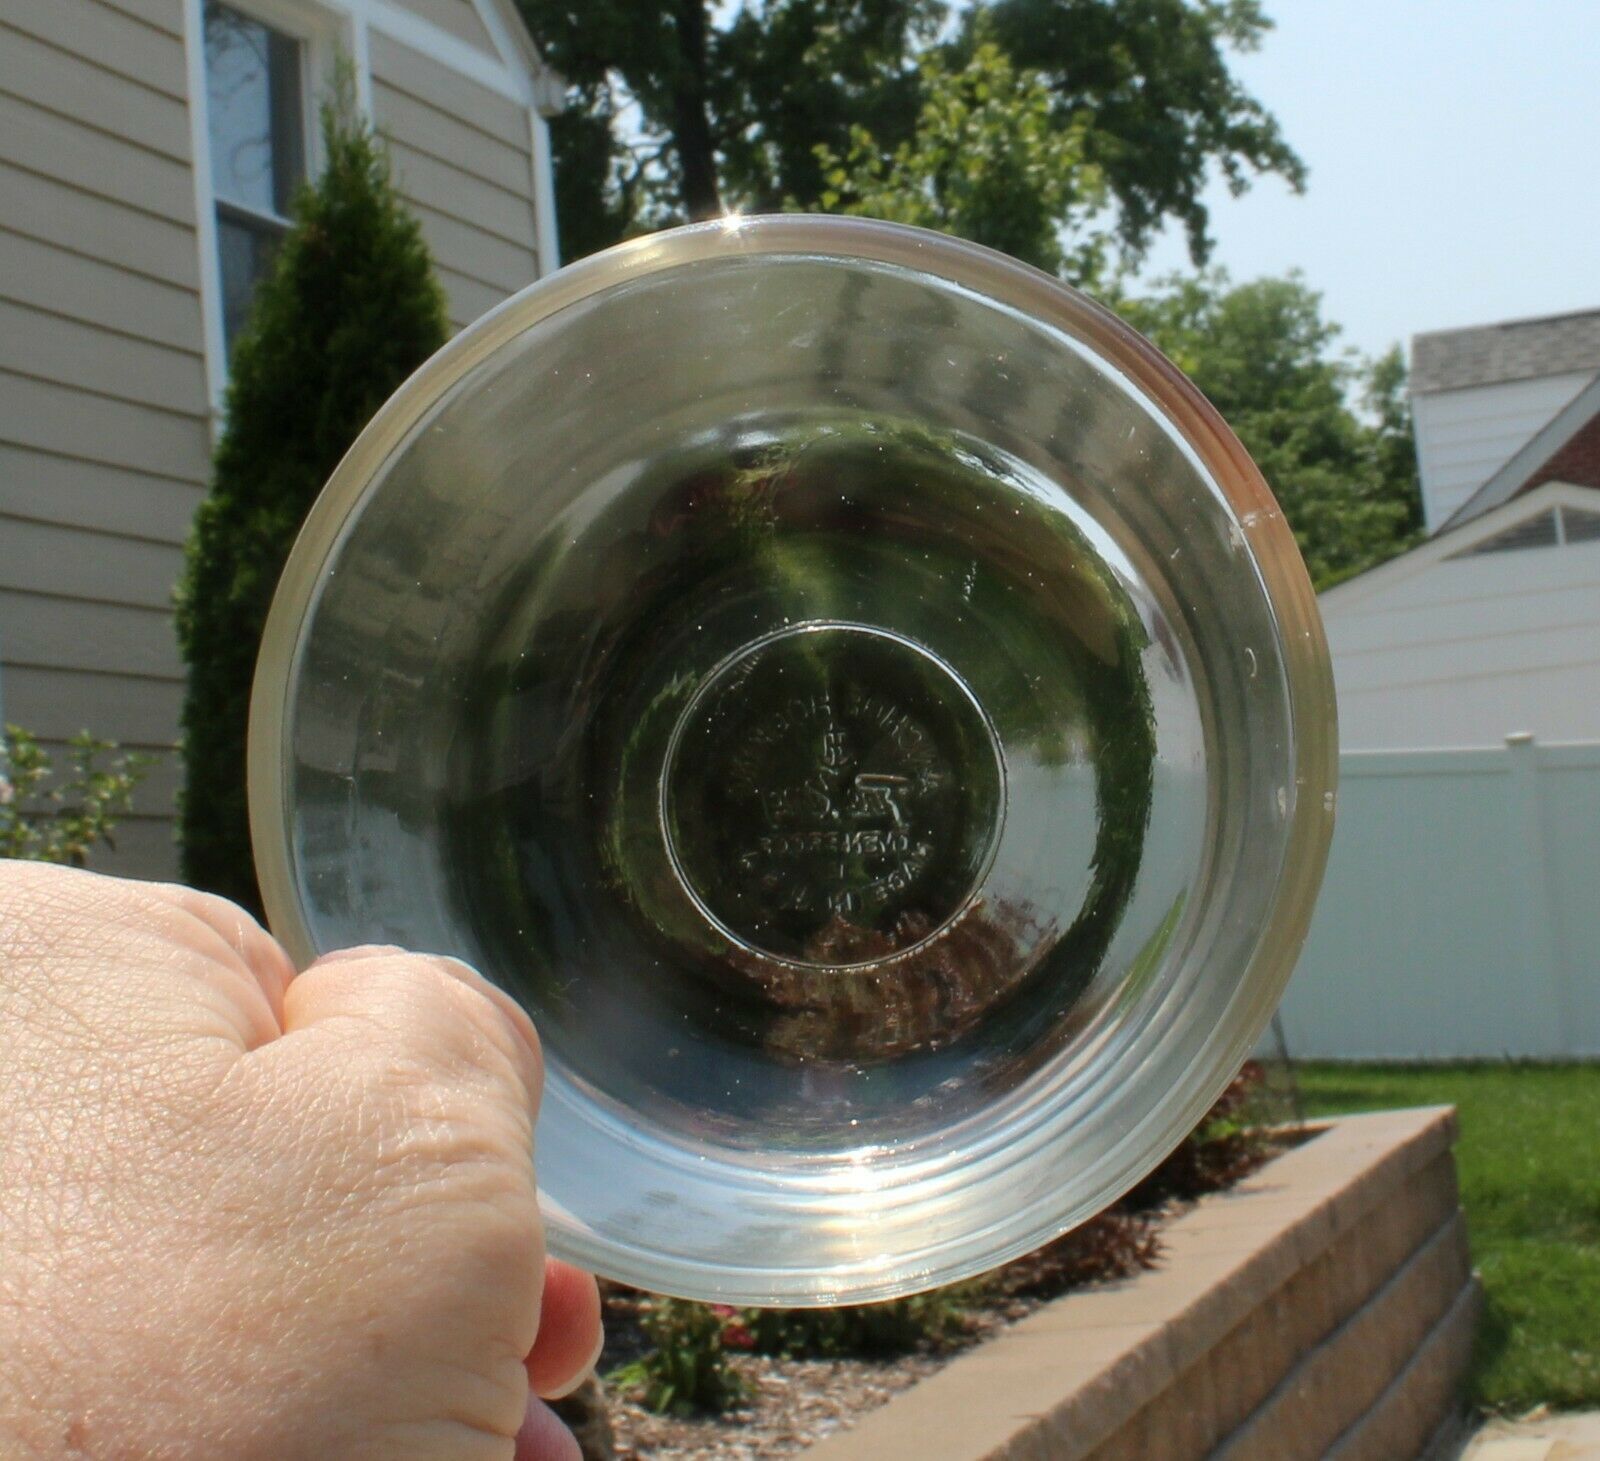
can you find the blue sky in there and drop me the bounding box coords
[1133,1,1600,365]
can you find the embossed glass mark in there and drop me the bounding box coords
[662,623,1005,968]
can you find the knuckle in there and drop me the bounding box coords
[339,957,535,1103]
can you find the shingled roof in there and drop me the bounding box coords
[1412,309,1600,394]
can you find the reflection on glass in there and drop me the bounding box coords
[205,2,303,215]
[216,214,282,358]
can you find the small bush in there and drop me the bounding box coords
[1128,1060,1279,1208]
[742,1287,974,1359]
[176,86,447,914]
[0,725,149,866]
[611,1297,748,1416]
[992,1207,1163,1299]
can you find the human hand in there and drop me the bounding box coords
[0,861,601,1460]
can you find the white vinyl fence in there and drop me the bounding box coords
[1274,736,1600,1060]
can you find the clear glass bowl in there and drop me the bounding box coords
[249,215,1336,1305]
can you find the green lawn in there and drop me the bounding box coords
[1298,1064,1600,1414]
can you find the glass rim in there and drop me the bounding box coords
[248,215,1338,1302]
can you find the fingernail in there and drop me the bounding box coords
[542,1329,605,1401]
[310,943,409,966]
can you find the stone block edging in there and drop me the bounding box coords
[804,1107,1475,1461]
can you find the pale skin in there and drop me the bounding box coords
[0,861,602,1460]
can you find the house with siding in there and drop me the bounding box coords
[1279,311,1600,1061]
[0,0,562,878]
[1321,309,1600,751]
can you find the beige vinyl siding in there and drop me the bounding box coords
[368,33,530,146]
[371,84,532,193]
[0,591,182,680]
[433,268,507,331]
[0,162,199,290]
[0,0,188,101]
[386,140,536,249]
[91,818,185,879]
[110,0,184,37]
[410,203,535,296]
[371,33,541,329]
[0,0,200,880]
[0,446,200,545]
[0,93,196,224]
[0,372,210,482]
[0,231,204,352]
[0,23,192,162]
[3,667,185,754]
[0,301,207,417]
[0,520,185,611]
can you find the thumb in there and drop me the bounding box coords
[242,945,554,1452]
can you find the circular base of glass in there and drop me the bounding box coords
[661,622,1005,970]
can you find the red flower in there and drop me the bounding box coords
[720,1322,756,1351]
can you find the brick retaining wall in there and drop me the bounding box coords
[805,1109,1476,1461]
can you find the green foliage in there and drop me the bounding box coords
[1127,1057,1277,1206]
[547,81,639,262]
[175,93,447,914]
[805,29,1110,278]
[982,0,1305,262]
[742,1288,972,1358]
[1300,1063,1600,1412]
[1120,270,1423,588]
[518,0,1301,268]
[609,1289,968,1415]
[0,725,149,866]
[612,1297,749,1415]
[1364,343,1425,538]
[999,1208,1164,1296]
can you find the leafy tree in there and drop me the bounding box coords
[981,0,1305,262]
[520,0,1302,267]
[1120,270,1422,587]
[547,81,639,264]
[1364,343,1424,537]
[808,28,1110,276]
[176,97,448,915]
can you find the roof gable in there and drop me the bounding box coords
[1522,401,1600,494]
[1439,373,1600,529]
[397,0,562,109]
[474,0,559,99]
[1321,479,1600,613]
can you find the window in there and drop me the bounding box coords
[1452,509,1560,557]
[203,2,307,359]
[1563,505,1600,544]
[1447,503,1600,559]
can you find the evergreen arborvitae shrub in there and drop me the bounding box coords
[176,100,448,914]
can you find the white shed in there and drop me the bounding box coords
[1278,310,1600,1059]
[1322,480,1600,750]
[1324,310,1600,751]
